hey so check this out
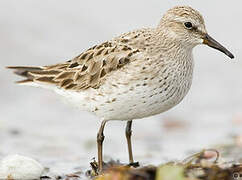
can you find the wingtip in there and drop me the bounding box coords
[6,66,15,69]
[6,66,43,69]
[15,79,33,84]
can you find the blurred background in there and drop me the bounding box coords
[0,0,241,175]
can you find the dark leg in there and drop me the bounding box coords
[97,120,107,172]
[125,120,134,164]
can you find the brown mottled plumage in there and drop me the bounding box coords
[9,40,143,90]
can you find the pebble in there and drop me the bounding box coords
[0,154,44,180]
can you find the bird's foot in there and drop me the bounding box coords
[128,161,140,168]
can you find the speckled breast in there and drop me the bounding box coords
[92,58,194,121]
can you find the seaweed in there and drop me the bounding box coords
[89,149,242,180]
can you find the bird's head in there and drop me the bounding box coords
[159,6,234,59]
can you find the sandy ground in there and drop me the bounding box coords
[0,0,242,179]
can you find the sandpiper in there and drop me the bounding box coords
[8,6,234,172]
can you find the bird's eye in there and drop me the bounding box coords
[184,22,193,29]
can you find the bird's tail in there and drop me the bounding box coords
[7,64,73,89]
[7,66,44,84]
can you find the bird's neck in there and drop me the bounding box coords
[143,29,194,80]
[146,29,194,63]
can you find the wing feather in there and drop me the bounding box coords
[8,39,141,90]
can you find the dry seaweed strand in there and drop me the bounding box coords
[89,149,242,180]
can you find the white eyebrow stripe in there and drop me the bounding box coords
[165,14,200,27]
[175,17,199,26]
[164,14,207,34]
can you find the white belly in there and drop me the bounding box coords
[98,81,192,120]
[55,75,192,121]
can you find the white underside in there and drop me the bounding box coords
[23,75,192,121]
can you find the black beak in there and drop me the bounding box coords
[203,34,234,59]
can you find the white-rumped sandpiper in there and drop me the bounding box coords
[8,6,234,172]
